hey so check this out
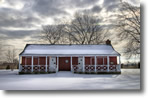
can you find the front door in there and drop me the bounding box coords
[59,57,71,71]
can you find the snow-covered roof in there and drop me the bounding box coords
[20,44,120,56]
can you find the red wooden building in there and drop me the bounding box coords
[19,40,121,74]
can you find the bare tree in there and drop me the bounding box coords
[41,24,65,44]
[68,12,107,44]
[5,47,16,63]
[115,1,140,57]
[41,12,108,45]
[0,43,3,62]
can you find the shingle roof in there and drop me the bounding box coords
[20,44,120,56]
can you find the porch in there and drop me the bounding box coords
[19,55,121,73]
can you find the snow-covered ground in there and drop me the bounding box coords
[0,69,140,90]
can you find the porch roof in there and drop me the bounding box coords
[20,44,120,56]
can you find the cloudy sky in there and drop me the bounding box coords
[0,0,140,62]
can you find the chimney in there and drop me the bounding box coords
[106,39,111,45]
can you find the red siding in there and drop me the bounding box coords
[97,57,103,65]
[85,57,95,65]
[22,56,26,65]
[39,57,46,65]
[72,57,78,65]
[110,56,117,65]
[92,57,95,65]
[22,56,50,65]
[26,57,32,65]
[97,56,107,65]
[21,56,117,67]
[33,57,38,65]
[47,57,50,65]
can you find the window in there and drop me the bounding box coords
[110,62,114,65]
[65,60,68,63]
[109,56,117,65]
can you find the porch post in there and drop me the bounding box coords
[95,56,96,72]
[83,56,85,72]
[31,56,33,72]
[71,56,72,72]
[19,56,21,72]
[45,56,47,72]
[119,56,121,71]
[107,56,109,72]
[57,56,59,72]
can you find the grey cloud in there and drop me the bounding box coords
[103,0,120,12]
[31,0,68,17]
[103,0,117,6]
[0,8,42,28]
[91,5,102,13]
[0,29,40,39]
[0,0,101,41]
[69,0,100,8]
[78,5,102,14]
[0,0,101,28]
[106,3,119,12]
[31,0,99,17]
[5,0,26,6]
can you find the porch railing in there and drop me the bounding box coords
[20,64,120,73]
[72,65,120,72]
[72,65,83,72]
[20,65,57,72]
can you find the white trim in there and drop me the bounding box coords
[83,56,85,72]
[39,65,40,72]
[119,56,121,71]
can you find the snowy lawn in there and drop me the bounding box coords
[0,69,140,90]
